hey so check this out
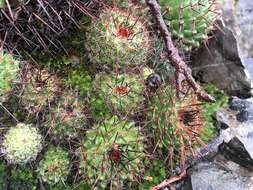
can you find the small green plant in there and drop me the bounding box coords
[79,116,146,189]
[20,65,59,114]
[159,0,221,51]
[9,167,37,190]
[37,147,69,185]
[0,51,20,102]
[43,91,87,141]
[200,84,229,142]
[1,123,42,164]
[90,70,149,118]
[0,164,8,190]
[85,7,153,69]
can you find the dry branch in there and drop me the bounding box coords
[145,0,215,102]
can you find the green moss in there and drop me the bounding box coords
[200,84,229,142]
[9,167,37,190]
[0,164,8,190]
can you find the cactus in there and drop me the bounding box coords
[79,116,146,189]
[159,0,221,51]
[43,91,87,141]
[0,0,5,8]
[90,71,148,118]
[1,123,42,164]
[37,147,69,185]
[147,84,203,170]
[0,51,20,102]
[20,65,59,114]
[85,7,153,69]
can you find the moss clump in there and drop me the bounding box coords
[0,51,20,102]
[37,147,69,185]
[90,71,146,118]
[159,0,220,51]
[200,84,229,142]
[79,116,146,189]
[43,91,87,141]
[86,7,153,69]
[9,167,37,190]
[1,123,42,164]
[20,65,59,114]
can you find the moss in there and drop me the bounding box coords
[200,84,229,142]
[0,164,8,190]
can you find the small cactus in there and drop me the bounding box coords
[90,71,147,118]
[85,7,153,69]
[20,65,59,114]
[0,51,20,102]
[159,0,221,51]
[147,84,203,170]
[43,91,87,141]
[1,123,42,164]
[37,147,69,185]
[79,116,146,189]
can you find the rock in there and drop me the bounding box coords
[191,21,252,98]
[216,97,253,170]
[188,159,253,190]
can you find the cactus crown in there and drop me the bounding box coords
[0,51,19,101]
[86,7,153,69]
[1,123,42,164]
[80,116,146,189]
[159,0,220,51]
[37,147,69,185]
[20,65,59,114]
[91,72,147,117]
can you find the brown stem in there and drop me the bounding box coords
[145,0,215,102]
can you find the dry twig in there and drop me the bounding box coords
[145,0,215,102]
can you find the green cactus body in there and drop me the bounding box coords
[159,0,220,51]
[147,85,203,169]
[37,147,69,185]
[0,51,20,102]
[1,123,42,164]
[91,71,147,118]
[43,92,87,141]
[20,65,59,114]
[79,116,146,189]
[0,0,5,8]
[86,7,153,69]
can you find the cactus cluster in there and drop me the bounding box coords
[37,147,69,185]
[43,91,87,141]
[79,116,146,189]
[159,0,221,51]
[0,0,224,189]
[85,7,153,69]
[1,123,42,164]
[0,51,20,102]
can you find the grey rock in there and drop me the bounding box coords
[188,160,253,190]
[216,97,253,170]
[191,22,252,98]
